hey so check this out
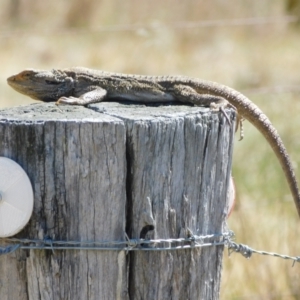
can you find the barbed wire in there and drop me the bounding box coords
[0,231,230,254]
[0,15,298,39]
[1,229,300,265]
[227,241,300,266]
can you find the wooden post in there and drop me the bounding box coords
[0,102,235,300]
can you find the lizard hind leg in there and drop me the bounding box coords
[172,84,232,124]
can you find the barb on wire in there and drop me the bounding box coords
[0,244,20,255]
[225,238,300,266]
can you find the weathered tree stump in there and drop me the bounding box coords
[0,102,235,300]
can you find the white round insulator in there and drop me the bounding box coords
[0,157,34,237]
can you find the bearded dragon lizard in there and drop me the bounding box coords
[7,67,300,217]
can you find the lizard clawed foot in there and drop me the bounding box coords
[219,107,232,125]
[56,96,83,105]
[238,117,245,141]
[210,100,232,125]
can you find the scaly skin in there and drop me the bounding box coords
[7,67,300,217]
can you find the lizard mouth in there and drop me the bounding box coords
[7,75,16,84]
[7,75,27,93]
[7,75,22,91]
[7,75,42,100]
[7,73,27,84]
[7,69,40,91]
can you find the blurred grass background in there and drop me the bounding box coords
[1,0,300,298]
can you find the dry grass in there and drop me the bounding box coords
[1,0,300,298]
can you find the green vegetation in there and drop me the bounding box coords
[1,0,300,298]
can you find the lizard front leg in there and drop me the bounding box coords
[57,87,107,105]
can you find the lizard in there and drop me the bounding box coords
[7,67,300,217]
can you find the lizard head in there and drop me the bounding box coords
[7,69,75,102]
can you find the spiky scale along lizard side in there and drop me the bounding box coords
[7,67,300,217]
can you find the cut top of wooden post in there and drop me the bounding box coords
[0,102,235,300]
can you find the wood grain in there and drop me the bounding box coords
[0,102,235,300]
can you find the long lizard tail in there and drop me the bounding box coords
[193,79,300,218]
